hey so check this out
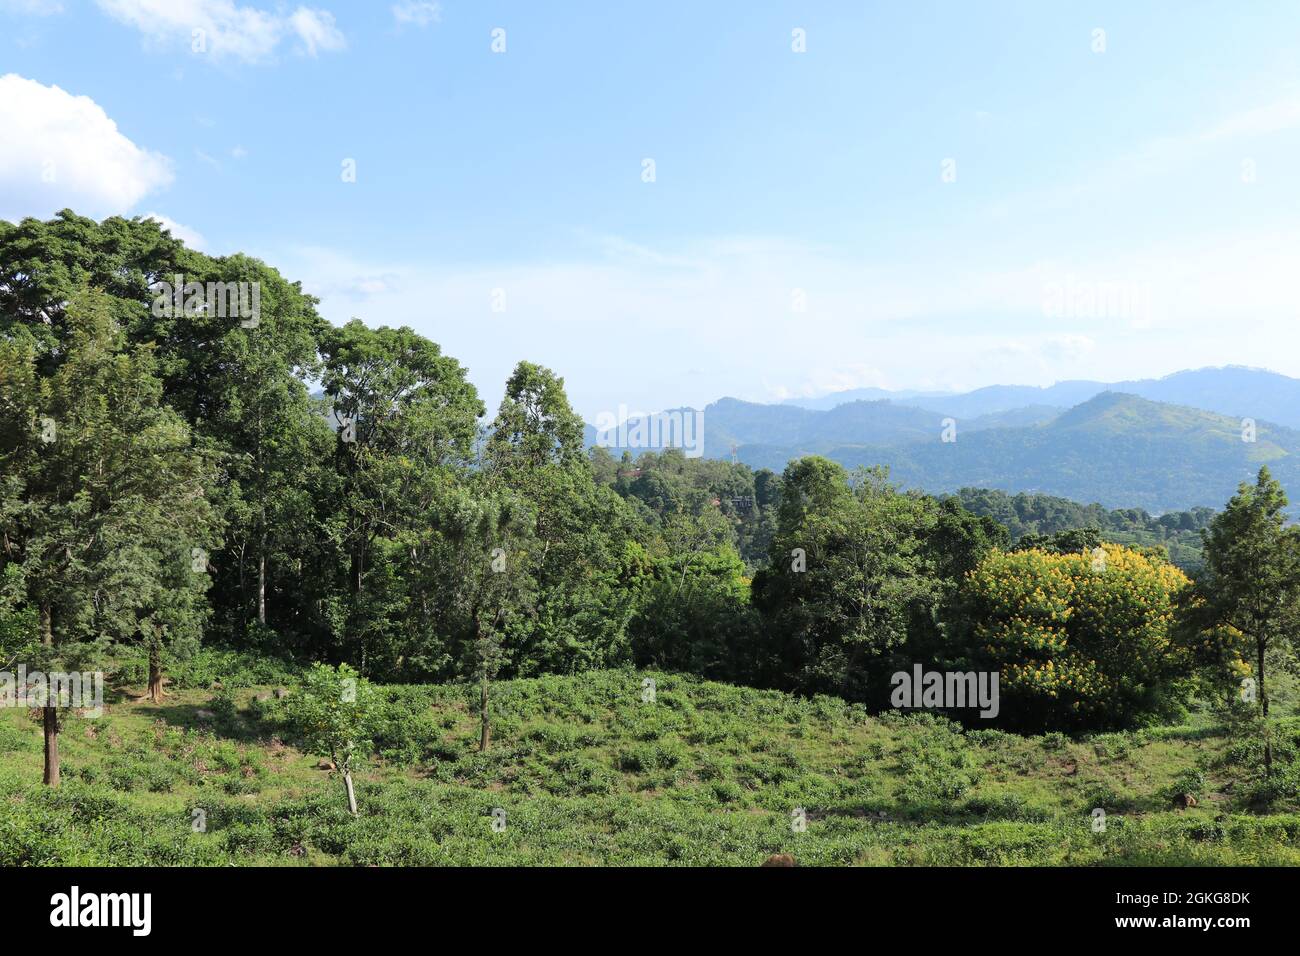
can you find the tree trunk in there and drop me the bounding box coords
[343,771,358,816]
[257,550,267,625]
[148,639,164,703]
[40,603,58,786]
[1259,643,1271,778]
[258,416,267,626]
[43,705,60,787]
[350,523,364,597]
[479,677,491,753]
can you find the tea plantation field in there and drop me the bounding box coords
[2,662,1299,866]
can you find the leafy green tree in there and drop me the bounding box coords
[115,525,216,704]
[628,539,758,683]
[485,362,642,674]
[0,212,337,659]
[486,361,586,475]
[1180,467,1300,775]
[907,498,1009,671]
[752,459,939,700]
[319,320,483,675]
[0,290,218,783]
[587,445,621,485]
[440,483,536,750]
[186,256,332,639]
[661,507,733,592]
[0,211,189,371]
[279,663,375,815]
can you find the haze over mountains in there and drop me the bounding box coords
[781,366,1300,426]
[587,367,1300,513]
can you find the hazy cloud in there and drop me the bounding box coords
[392,1,439,28]
[95,0,345,62]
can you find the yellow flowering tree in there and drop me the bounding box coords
[961,543,1194,731]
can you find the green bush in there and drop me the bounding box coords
[114,646,303,691]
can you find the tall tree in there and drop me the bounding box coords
[1182,467,1300,775]
[485,361,586,477]
[446,485,536,751]
[0,290,218,783]
[485,362,641,674]
[185,255,332,641]
[320,320,483,675]
[0,211,188,372]
[0,212,335,657]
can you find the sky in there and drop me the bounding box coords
[2,1,1300,420]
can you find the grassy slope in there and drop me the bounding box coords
[2,669,1299,866]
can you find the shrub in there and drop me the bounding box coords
[114,646,302,691]
[960,544,1194,732]
[896,724,981,803]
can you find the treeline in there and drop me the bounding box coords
[951,487,1215,570]
[3,213,1299,792]
[590,446,780,569]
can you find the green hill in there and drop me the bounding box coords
[593,390,1300,513]
[732,393,1300,512]
[3,666,1298,866]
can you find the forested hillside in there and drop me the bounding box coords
[950,488,1215,570]
[4,212,1300,865]
[592,388,1300,514]
[726,392,1300,513]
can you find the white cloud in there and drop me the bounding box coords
[1198,94,1300,142]
[768,364,893,400]
[392,1,440,28]
[0,0,64,14]
[141,212,206,250]
[94,0,345,62]
[0,74,173,221]
[267,226,1300,417]
[289,7,344,56]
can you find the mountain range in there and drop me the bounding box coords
[587,367,1300,513]
[781,366,1300,426]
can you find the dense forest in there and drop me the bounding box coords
[950,488,1215,570]
[3,212,1300,800]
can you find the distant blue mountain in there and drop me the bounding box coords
[782,366,1300,428]
[587,367,1300,512]
[781,387,954,411]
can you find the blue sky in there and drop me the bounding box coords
[3,1,1300,419]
